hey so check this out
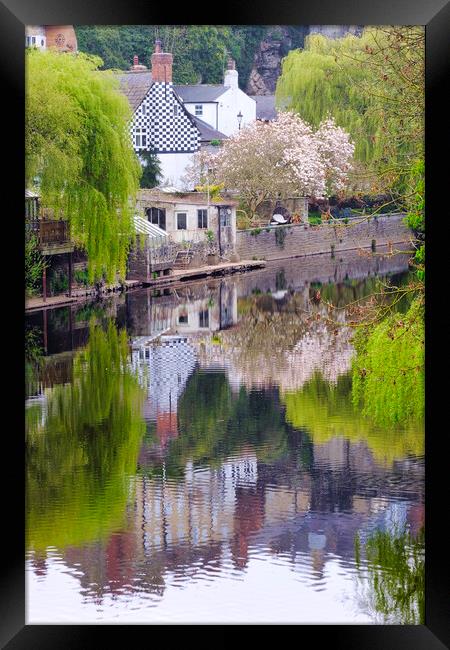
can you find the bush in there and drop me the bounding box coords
[74,268,90,286]
[50,269,69,295]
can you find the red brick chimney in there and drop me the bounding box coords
[151,39,173,83]
[130,55,147,72]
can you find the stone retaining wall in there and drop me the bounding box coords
[236,214,412,262]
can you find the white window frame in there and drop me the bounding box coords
[135,127,147,148]
[195,104,203,116]
[176,212,187,230]
[197,209,208,229]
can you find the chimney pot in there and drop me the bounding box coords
[227,58,235,70]
[155,39,162,53]
[133,55,139,65]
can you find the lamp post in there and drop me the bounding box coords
[237,111,243,131]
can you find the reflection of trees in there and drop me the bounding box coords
[355,526,424,624]
[143,373,295,476]
[26,320,146,551]
[282,372,424,465]
[351,297,424,426]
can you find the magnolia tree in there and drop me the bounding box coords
[186,112,354,217]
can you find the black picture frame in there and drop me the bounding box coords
[3,0,449,645]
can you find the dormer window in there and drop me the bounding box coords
[195,104,203,116]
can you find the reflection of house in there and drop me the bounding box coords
[131,336,197,445]
[171,284,237,334]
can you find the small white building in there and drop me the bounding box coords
[174,59,256,137]
[136,188,237,252]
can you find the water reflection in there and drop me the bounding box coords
[25,249,424,623]
[26,320,146,551]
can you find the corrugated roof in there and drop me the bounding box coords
[191,116,227,142]
[251,95,278,121]
[117,71,153,111]
[174,84,226,102]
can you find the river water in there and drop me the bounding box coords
[25,249,424,624]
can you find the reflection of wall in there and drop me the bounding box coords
[234,248,411,299]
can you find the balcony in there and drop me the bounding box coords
[26,219,74,255]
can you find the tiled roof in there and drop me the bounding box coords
[117,71,153,111]
[191,116,227,142]
[174,84,227,102]
[251,95,278,121]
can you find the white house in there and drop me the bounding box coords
[118,42,256,188]
[174,59,256,136]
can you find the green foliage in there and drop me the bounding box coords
[25,235,46,296]
[356,526,425,624]
[26,49,141,283]
[351,297,424,426]
[276,28,424,198]
[75,25,268,89]
[282,372,423,465]
[139,150,162,189]
[276,33,382,163]
[49,268,68,295]
[205,229,215,244]
[74,268,90,286]
[26,319,146,551]
[142,371,294,477]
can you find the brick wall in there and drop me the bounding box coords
[236,214,412,261]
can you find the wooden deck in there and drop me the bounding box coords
[25,261,266,313]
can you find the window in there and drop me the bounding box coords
[195,104,203,116]
[31,36,36,45]
[199,309,209,328]
[146,207,166,230]
[142,104,147,115]
[135,127,147,148]
[197,209,208,229]
[173,104,179,116]
[177,213,187,230]
[220,208,231,227]
[178,312,188,324]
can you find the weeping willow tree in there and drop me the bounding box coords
[276,27,424,201]
[26,319,146,551]
[276,32,383,164]
[26,49,142,283]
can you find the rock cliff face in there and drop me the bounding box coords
[246,25,363,96]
